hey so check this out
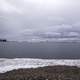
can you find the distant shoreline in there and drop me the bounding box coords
[0,39,7,42]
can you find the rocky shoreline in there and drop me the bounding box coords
[0,65,80,80]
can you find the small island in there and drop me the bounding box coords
[0,39,7,42]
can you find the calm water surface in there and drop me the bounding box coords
[0,42,80,59]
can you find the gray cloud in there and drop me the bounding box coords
[0,0,80,41]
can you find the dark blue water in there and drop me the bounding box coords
[0,42,80,59]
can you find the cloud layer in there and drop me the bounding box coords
[0,0,80,42]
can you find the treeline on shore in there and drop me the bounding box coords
[0,39,7,42]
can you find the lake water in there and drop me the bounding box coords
[0,42,80,59]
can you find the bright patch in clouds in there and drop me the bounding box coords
[0,0,22,13]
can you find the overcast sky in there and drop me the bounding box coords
[0,0,80,41]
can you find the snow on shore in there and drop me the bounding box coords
[0,58,80,73]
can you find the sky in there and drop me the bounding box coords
[0,0,80,41]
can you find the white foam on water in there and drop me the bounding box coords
[0,58,80,73]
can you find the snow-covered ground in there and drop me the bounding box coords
[0,58,80,73]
